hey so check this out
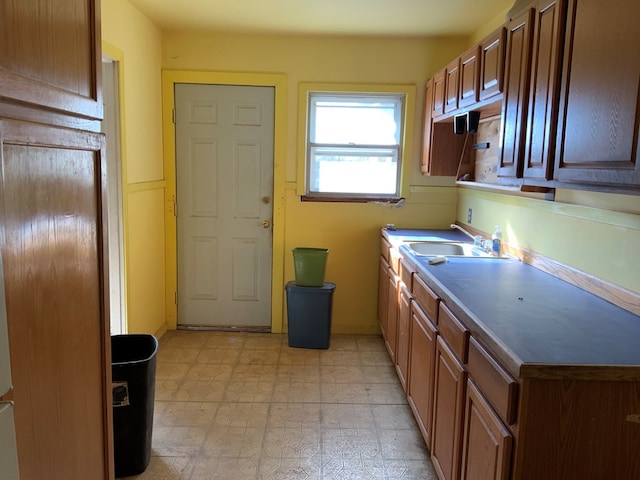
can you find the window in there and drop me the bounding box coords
[302,88,410,200]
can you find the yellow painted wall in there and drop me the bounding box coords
[102,0,167,335]
[457,188,640,295]
[162,31,469,333]
[284,186,458,333]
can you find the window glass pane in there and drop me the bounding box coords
[310,96,401,146]
[305,91,405,198]
[309,146,398,195]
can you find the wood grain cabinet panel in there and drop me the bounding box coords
[461,380,513,480]
[377,255,390,338]
[407,301,438,449]
[444,58,461,114]
[0,1,112,478]
[385,267,400,362]
[421,78,436,175]
[523,0,566,182]
[0,0,102,123]
[412,274,438,321]
[438,303,470,363]
[499,8,534,181]
[479,27,507,101]
[396,284,412,391]
[467,337,519,425]
[432,336,467,480]
[553,0,640,189]
[0,121,112,480]
[433,69,446,118]
[459,46,481,109]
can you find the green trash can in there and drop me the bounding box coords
[292,247,329,287]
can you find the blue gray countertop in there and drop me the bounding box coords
[384,228,640,380]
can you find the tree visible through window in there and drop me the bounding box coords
[306,93,405,198]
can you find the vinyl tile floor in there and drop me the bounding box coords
[117,330,437,480]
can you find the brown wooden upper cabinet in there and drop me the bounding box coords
[432,69,446,118]
[422,25,506,177]
[0,0,103,128]
[459,46,481,109]
[422,77,470,177]
[500,0,566,184]
[444,58,461,114]
[500,0,640,192]
[479,27,507,102]
[433,25,507,122]
[499,7,535,181]
[421,78,436,175]
[553,0,640,190]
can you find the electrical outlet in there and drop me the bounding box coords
[467,208,473,223]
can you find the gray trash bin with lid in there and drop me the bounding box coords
[285,281,335,349]
[111,334,158,478]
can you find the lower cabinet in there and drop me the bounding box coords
[431,336,467,480]
[395,284,412,391]
[385,266,399,361]
[378,235,640,480]
[407,301,438,449]
[377,255,390,338]
[461,380,513,480]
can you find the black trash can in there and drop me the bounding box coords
[285,281,335,349]
[111,334,158,478]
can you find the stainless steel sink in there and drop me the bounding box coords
[406,241,491,257]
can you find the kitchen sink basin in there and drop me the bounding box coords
[406,241,492,257]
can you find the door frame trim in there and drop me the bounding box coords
[162,70,288,333]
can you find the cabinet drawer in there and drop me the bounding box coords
[389,247,402,274]
[400,258,416,290]
[468,337,518,425]
[380,236,391,263]
[438,303,469,363]
[413,274,439,322]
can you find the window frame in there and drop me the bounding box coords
[297,83,416,202]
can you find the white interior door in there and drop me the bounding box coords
[175,84,274,329]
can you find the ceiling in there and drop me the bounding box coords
[128,0,514,37]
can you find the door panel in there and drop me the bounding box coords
[175,84,274,328]
[0,122,111,480]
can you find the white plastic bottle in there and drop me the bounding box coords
[491,225,503,257]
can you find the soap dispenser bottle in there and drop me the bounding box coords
[491,225,503,257]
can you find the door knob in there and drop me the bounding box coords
[262,220,271,228]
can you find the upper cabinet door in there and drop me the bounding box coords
[432,69,446,118]
[444,58,461,114]
[522,0,566,182]
[479,27,506,102]
[499,8,534,181]
[458,46,481,109]
[553,0,640,189]
[0,0,102,124]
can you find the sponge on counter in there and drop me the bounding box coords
[428,255,447,265]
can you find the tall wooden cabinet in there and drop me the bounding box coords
[499,8,534,180]
[500,0,566,184]
[553,0,640,189]
[0,1,113,479]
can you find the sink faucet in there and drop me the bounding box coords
[450,224,483,246]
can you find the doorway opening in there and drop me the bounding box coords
[101,56,127,335]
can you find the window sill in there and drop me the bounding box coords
[301,195,404,204]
